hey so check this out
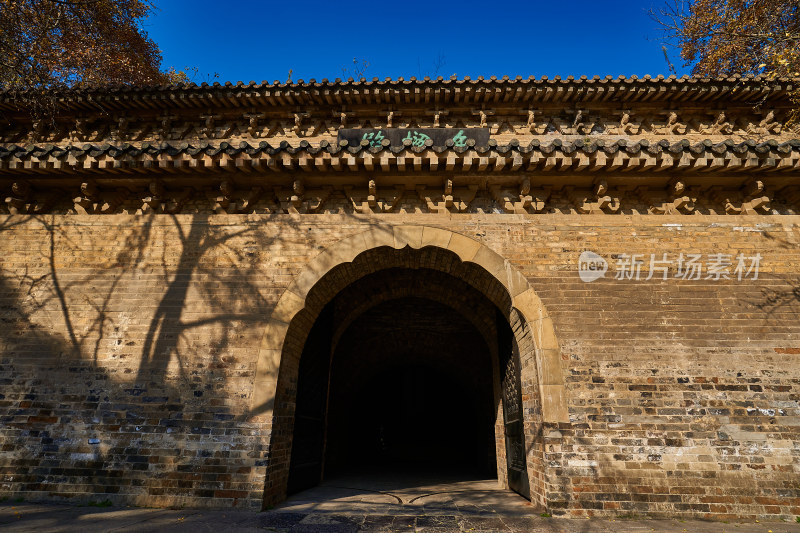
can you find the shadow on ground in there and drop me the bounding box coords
[0,501,795,532]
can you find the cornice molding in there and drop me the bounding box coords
[3,106,796,147]
[2,139,799,216]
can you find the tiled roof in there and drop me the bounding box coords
[1,75,797,111]
[2,138,798,177]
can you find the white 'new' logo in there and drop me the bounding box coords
[578,251,608,282]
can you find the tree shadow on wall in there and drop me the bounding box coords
[0,212,307,507]
[0,261,128,503]
[741,228,800,319]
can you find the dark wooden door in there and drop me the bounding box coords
[498,310,530,499]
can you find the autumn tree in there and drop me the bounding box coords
[653,0,800,79]
[0,0,175,98]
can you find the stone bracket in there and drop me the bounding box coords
[140,180,193,214]
[637,179,697,215]
[276,179,331,214]
[416,179,478,213]
[567,180,620,214]
[344,180,405,213]
[73,181,129,214]
[4,181,57,214]
[490,178,550,213]
[211,180,266,214]
[712,178,772,215]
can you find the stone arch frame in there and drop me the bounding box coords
[250,225,569,506]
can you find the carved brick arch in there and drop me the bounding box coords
[250,225,568,506]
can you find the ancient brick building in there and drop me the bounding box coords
[1,75,799,520]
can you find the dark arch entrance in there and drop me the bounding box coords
[315,296,495,483]
[282,248,532,500]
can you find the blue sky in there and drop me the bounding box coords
[145,0,692,84]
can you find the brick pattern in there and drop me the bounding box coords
[0,213,798,520]
[510,309,546,508]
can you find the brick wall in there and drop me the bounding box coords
[0,213,798,519]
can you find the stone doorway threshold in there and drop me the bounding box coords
[263,474,798,532]
[275,472,537,516]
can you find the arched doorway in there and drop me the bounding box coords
[288,265,504,495]
[253,226,568,509]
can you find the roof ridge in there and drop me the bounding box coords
[2,74,799,96]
